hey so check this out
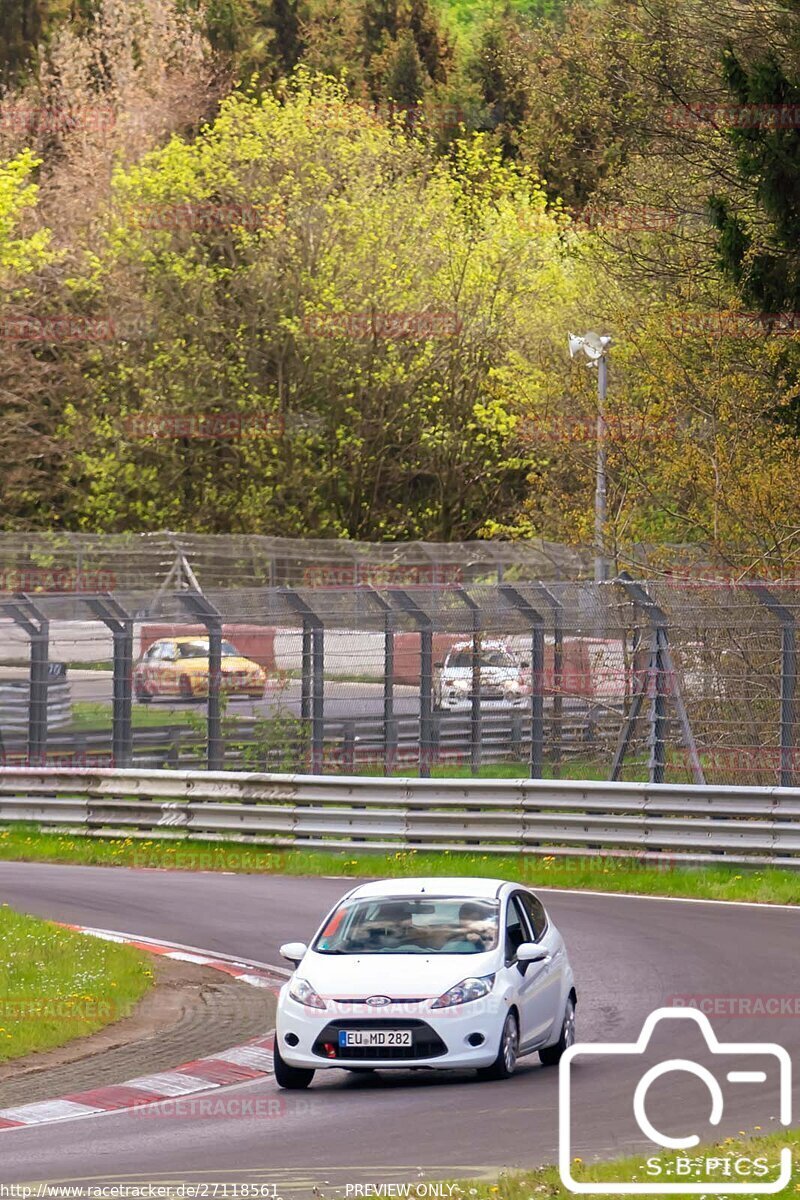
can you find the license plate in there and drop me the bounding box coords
[338,1029,413,1048]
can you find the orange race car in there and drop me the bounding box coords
[133,636,267,701]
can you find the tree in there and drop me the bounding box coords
[57,76,586,538]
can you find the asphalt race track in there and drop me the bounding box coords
[1,862,799,1193]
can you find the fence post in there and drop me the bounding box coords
[177,591,224,771]
[86,595,134,768]
[1,596,50,765]
[453,588,484,777]
[282,590,325,774]
[365,588,396,775]
[498,585,544,778]
[532,583,563,778]
[614,574,704,786]
[389,590,434,778]
[750,585,796,788]
[301,621,312,722]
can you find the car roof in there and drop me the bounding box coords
[346,877,511,901]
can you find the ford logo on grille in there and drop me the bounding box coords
[366,995,392,1007]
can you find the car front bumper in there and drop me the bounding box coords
[276,991,508,1071]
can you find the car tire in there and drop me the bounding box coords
[135,682,152,703]
[178,675,194,701]
[477,1010,519,1081]
[539,996,576,1067]
[273,1040,315,1090]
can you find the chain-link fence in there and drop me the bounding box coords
[0,575,796,786]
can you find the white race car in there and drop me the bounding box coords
[274,876,576,1088]
[433,641,531,710]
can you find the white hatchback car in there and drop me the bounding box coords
[274,877,576,1089]
[433,641,530,710]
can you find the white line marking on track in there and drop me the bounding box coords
[0,1100,102,1124]
[214,1047,274,1070]
[534,885,800,911]
[123,1072,222,1096]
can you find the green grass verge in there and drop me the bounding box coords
[0,905,153,1060]
[452,1129,798,1199]
[69,700,196,730]
[1,828,798,905]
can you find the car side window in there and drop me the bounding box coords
[504,895,529,961]
[517,892,548,941]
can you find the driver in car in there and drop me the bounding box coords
[441,901,496,953]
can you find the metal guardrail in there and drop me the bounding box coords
[0,681,72,733]
[0,702,618,771]
[0,768,798,867]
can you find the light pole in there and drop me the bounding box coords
[568,332,612,583]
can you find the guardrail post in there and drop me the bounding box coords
[389,590,434,778]
[85,595,134,768]
[1,596,50,765]
[177,592,224,771]
[499,585,544,778]
[751,584,796,787]
[282,590,325,774]
[342,720,355,773]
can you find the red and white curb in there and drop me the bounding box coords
[0,926,290,1132]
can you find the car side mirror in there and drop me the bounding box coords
[279,941,308,966]
[516,942,549,965]
[434,661,444,670]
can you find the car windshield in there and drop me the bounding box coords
[314,896,500,955]
[446,649,516,670]
[176,639,239,658]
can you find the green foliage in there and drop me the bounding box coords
[59,75,586,538]
[710,37,800,313]
[0,151,52,277]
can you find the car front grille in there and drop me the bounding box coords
[311,1018,447,1061]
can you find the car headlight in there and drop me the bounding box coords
[430,974,495,1009]
[289,977,327,1010]
[449,679,469,692]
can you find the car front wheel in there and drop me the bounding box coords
[477,1010,519,1081]
[539,996,576,1066]
[273,1040,315,1090]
